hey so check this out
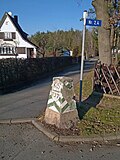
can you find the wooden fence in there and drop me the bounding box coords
[93,62,120,96]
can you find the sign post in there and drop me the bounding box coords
[79,10,88,102]
[79,13,102,103]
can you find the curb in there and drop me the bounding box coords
[93,91,120,100]
[31,120,120,143]
[32,120,59,141]
[0,118,36,124]
[0,118,120,143]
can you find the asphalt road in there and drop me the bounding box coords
[0,72,74,120]
[0,78,51,120]
[0,59,120,160]
[0,60,95,120]
[0,123,120,160]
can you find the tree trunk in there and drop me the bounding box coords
[92,0,112,65]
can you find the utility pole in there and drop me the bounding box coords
[79,10,88,102]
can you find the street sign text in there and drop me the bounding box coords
[86,19,102,26]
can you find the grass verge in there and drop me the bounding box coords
[75,71,120,137]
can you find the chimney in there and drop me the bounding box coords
[14,15,18,23]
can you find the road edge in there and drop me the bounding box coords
[31,120,120,143]
[0,118,120,143]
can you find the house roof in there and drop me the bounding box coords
[0,12,38,48]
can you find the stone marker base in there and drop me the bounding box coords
[44,108,79,129]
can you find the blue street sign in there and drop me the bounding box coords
[86,19,102,26]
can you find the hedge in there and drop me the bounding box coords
[0,57,78,93]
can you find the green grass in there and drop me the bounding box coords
[77,106,120,136]
[75,71,120,137]
[74,71,94,99]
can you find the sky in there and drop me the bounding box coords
[0,0,93,36]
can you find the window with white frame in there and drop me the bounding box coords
[4,32,12,39]
[0,47,16,54]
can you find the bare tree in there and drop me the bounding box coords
[37,37,47,57]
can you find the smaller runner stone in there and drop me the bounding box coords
[44,77,79,129]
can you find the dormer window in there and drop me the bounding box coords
[5,32,12,39]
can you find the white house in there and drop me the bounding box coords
[0,12,37,59]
